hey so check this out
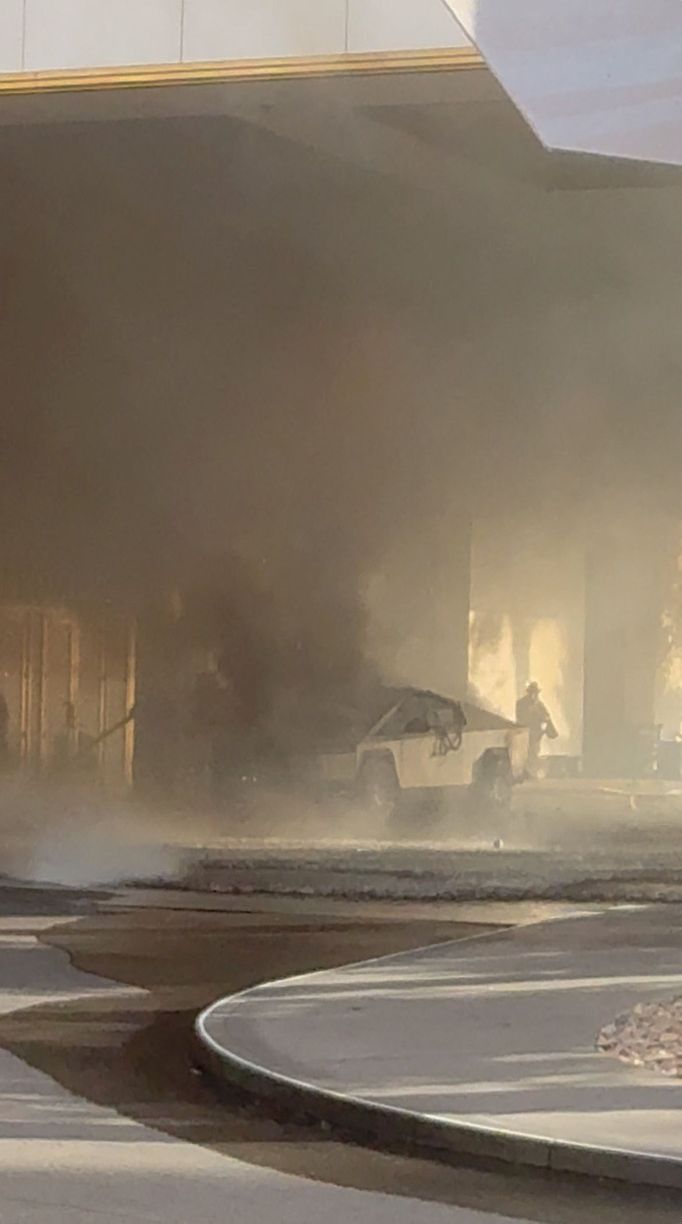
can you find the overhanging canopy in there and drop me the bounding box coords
[444,0,682,167]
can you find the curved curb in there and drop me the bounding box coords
[194,925,682,1192]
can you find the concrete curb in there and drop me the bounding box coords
[194,928,682,1192]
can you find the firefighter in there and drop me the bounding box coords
[515,682,557,779]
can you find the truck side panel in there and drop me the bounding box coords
[359,729,512,791]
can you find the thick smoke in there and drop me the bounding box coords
[2,110,682,764]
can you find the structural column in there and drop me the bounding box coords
[583,524,668,778]
[365,515,471,698]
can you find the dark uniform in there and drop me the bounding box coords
[515,683,557,778]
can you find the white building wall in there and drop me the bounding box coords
[24,0,183,71]
[182,0,347,62]
[348,0,470,53]
[0,0,469,74]
[0,1,22,72]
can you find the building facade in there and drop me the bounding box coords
[0,604,135,788]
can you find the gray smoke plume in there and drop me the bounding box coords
[1,111,682,757]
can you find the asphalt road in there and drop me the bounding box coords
[0,885,681,1222]
[4,776,682,904]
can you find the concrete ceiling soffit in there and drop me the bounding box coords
[441,0,682,167]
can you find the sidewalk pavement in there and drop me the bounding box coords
[198,905,682,1188]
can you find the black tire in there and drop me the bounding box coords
[486,771,513,811]
[358,755,401,822]
[469,748,513,816]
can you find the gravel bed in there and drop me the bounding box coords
[597,998,682,1078]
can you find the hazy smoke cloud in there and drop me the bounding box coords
[1,110,682,747]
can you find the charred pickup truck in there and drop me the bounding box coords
[313,687,529,824]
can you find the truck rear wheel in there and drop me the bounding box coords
[470,748,513,815]
[358,755,401,822]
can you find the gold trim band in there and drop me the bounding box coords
[0,46,483,97]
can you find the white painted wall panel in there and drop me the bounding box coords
[24,0,183,71]
[348,0,470,53]
[0,0,23,72]
[182,0,346,62]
